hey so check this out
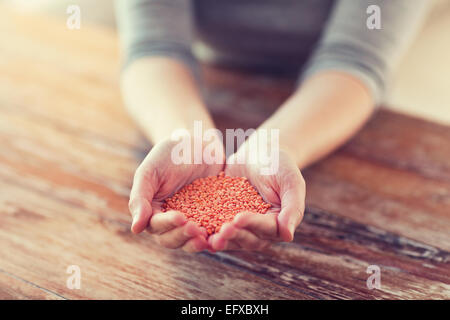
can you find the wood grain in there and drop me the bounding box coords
[0,270,63,300]
[0,6,448,299]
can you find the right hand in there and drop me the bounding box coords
[209,148,305,251]
[129,136,224,253]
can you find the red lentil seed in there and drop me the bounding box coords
[161,171,271,236]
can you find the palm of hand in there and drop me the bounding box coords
[129,138,224,252]
[208,150,305,251]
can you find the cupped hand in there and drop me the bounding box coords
[209,149,305,251]
[129,136,224,252]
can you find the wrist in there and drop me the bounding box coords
[169,124,225,166]
[231,129,284,175]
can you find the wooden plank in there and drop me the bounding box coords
[1,152,447,299]
[343,111,450,182]
[0,6,142,151]
[0,270,64,300]
[0,166,309,300]
[205,207,450,299]
[304,154,450,250]
[0,137,448,299]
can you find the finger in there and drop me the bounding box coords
[157,221,207,249]
[210,223,267,251]
[208,234,241,251]
[129,196,153,234]
[208,223,237,251]
[221,239,267,251]
[148,210,187,235]
[232,212,279,241]
[231,228,269,251]
[277,171,306,242]
[182,236,210,253]
[129,162,157,234]
[222,240,241,251]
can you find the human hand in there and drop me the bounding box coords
[209,148,305,251]
[129,135,224,252]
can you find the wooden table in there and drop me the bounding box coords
[0,7,449,300]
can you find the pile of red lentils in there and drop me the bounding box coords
[162,172,271,235]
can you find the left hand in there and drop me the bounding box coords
[129,136,224,253]
[208,148,306,251]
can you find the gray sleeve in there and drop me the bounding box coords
[300,0,430,105]
[114,0,199,79]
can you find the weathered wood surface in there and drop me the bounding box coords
[0,7,449,299]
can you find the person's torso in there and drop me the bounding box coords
[192,0,335,72]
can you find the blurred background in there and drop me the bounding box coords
[2,0,450,124]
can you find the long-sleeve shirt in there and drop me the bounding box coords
[115,0,429,104]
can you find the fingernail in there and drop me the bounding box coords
[217,239,228,251]
[195,238,208,251]
[184,225,198,237]
[131,211,139,227]
[211,235,226,251]
[288,220,296,237]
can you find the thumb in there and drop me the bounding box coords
[129,161,157,234]
[129,196,152,234]
[277,172,305,242]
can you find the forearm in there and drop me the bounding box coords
[255,71,375,169]
[120,57,215,144]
